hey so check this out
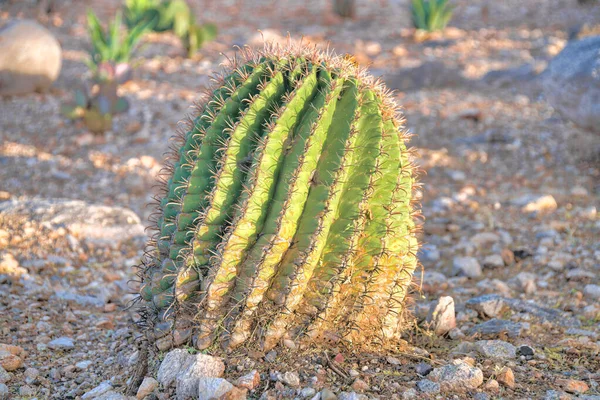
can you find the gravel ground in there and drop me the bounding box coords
[1,0,599,399]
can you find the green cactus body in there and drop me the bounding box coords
[140,44,420,352]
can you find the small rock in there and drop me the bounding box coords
[0,367,9,384]
[236,370,260,390]
[351,378,369,392]
[453,257,482,278]
[282,339,296,350]
[501,248,515,266]
[496,367,515,388]
[0,384,7,400]
[415,362,433,376]
[48,337,75,350]
[474,393,490,400]
[402,388,418,399]
[483,379,500,392]
[19,385,35,397]
[517,345,535,358]
[512,272,537,294]
[338,392,367,400]
[583,284,600,300]
[427,296,456,335]
[428,360,483,392]
[468,319,523,338]
[24,367,39,385]
[386,356,400,365]
[483,254,504,269]
[0,352,22,371]
[475,340,517,359]
[299,387,316,398]
[466,294,507,318]
[570,186,589,197]
[557,378,589,394]
[157,349,194,388]
[470,232,500,248]
[282,371,300,387]
[417,379,440,393]
[197,377,234,400]
[76,360,92,370]
[82,381,112,399]
[136,377,158,399]
[265,350,277,363]
[519,194,558,214]
[544,390,571,400]
[320,388,337,400]
[175,353,226,398]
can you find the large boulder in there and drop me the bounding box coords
[0,20,62,96]
[541,36,600,133]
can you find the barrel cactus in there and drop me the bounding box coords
[138,43,421,352]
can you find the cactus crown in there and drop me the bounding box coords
[138,42,421,352]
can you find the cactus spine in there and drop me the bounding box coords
[139,43,420,352]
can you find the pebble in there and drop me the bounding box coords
[475,340,517,359]
[351,378,369,392]
[427,296,456,335]
[402,388,418,399]
[76,360,92,370]
[468,318,523,338]
[0,384,7,400]
[338,392,368,400]
[299,387,316,398]
[496,367,515,388]
[19,385,35,397]
[0,351,22,371]
[0,367,9,384]
[82,381,112,399]
[583,284,600,300]
[465,294,507,318]
[483,254,504,268]
[415,362,433,376]
[517,345,535,358]
[47,337,75,350]
[557,378,589,394]
[23,367,39,385]
[470,232,500,248]
[136,377,158,400]
[320,388,337,400]
[453,257,482,278]
[417,379,440,393]
[428,360,483,392]
[282,371,300,387]
[512,272,537,294]
[236,370,260,390]
[265,350,277,362]
[516,194,558,214]
[483,379,500,392]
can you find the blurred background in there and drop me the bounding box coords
[0,0,599,399]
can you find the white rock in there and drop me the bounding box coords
[470,232,500,248]
[583,284,600,300]
[48,337,74,350]
[453,257,482,278]
[483,254,504,269]
[427,296,456,335]
[82,381,112,399]
[428,360,483,392]
[0,383,7,400]
[197,377,233,400]
[157,349,194,388]
[474,340,517,359]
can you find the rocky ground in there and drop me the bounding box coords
[1,0,599,399]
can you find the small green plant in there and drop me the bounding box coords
[123,0,217,58]
[63,11,147,133]
[411,0,453,32]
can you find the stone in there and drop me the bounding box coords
[0,198,145,245]
[583,284,600,300]
[0,351,22,371]
[512,272,537,294]
[0,20,62,96]
[483,254,504,269]
[417,379,440,393]
[236,370,260,390]
[175,352,226,397]
[515,194,558,214]
[281,371,300,387]
[541,35,600,132]
[19,386,35,397]
[320,388,337,400]
[426,296,456,335]
[428,360,483,392]
[351,378,369,392]
[474,340,517,359]
[196,377,234,400]
[468,319,523,338]
[496,367,515,388]
[222,387,247,400]
[415,362,433,376]
[82,381,112,399]
[544,390,571,400]
[299,387,316,398]
[48,337,75,350]
[483,379,500,392]
[23,367,39,385]
[136,377,158,399]
[517,345,535,358]
[466,294,507,318]
[470,232,500,248]
[402,388,418,399]
[0,384,7,400]
[557,378,589,394]
[0,366,9,384]
[157,349,194,388]
[453,257,482,278]
[338,392,368,400]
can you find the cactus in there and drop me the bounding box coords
[411,0,453,32]
[138,43,421,352]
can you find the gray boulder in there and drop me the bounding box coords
[542,36,600,132]
[0,20,62,96]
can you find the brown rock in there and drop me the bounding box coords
[501,248,515,266]
[483,379,500,392]
[557,378,589,394]
[351,378,369,392]
[235,370,260,390]
[0,351,23,371]
[0,344,24,356]
[136,376,158,400]
[496,367,515,388]
[223,387,247,400]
